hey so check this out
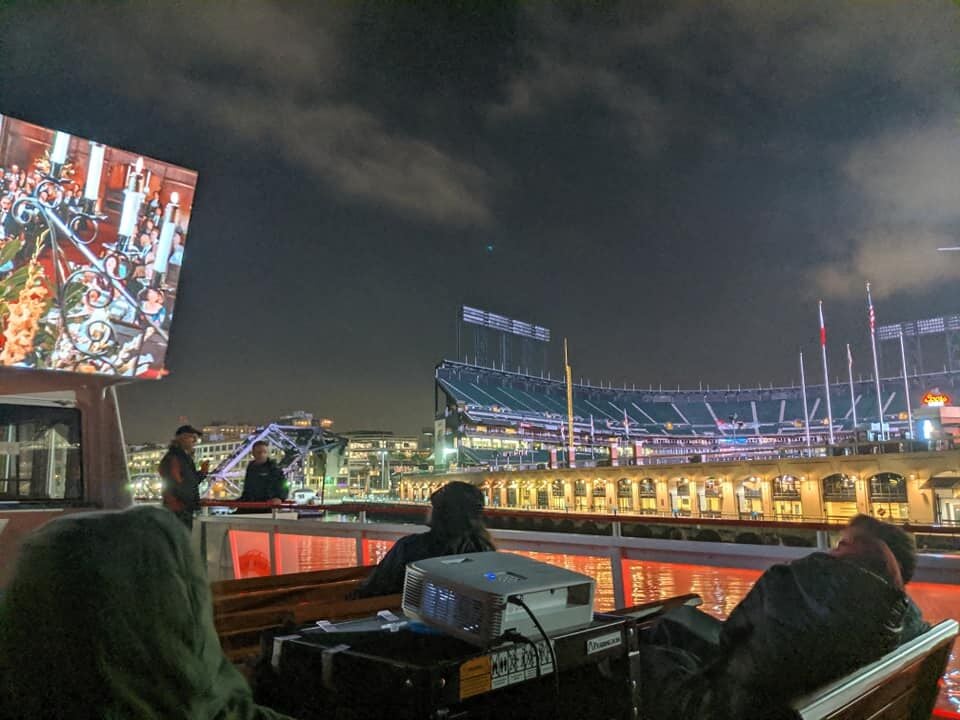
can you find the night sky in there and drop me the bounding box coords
[1,2,957,442]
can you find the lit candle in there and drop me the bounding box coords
[51,132,70,165]
[84,142,105,201]
[118,158,145,238]
[153,191,179,275]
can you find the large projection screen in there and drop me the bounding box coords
[0,114,198,378]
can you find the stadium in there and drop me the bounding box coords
[431,307,960,472]
[436,361,958,466]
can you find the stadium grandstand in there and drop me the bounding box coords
[434,360,960,469]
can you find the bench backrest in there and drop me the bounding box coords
[791,619,958,720]
[210,566,374,597]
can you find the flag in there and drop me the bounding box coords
[589,414,596,442]
[818,300,827,347]
[623,408,630,438]
[847,344,853,368]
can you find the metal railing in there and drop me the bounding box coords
[197,507,960,600]
[197,499,960,535]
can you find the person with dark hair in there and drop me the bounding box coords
[0,506,293,720]
[638,533,908,719]
[355,481,495,597]
[844,514,930,642]
[239,441,288,505]
[159,425,209,530]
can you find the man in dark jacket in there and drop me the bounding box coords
[238,441,288,504]
[159,425,208,530]
[638,536,907,719]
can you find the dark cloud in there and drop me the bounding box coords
[0,1,957,440]
[3,2,492,226]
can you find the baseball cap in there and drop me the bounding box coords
[175,424,203,438]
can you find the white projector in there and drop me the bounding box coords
[401,552,595,646]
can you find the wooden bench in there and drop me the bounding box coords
[210,567,401,664]
[791,619,958,720]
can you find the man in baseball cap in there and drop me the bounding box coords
[158,424,209,530]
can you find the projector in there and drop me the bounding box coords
[401,552,595,646]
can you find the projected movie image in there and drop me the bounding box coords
[0,114,198,378]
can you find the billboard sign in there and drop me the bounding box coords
[0,114,198,378]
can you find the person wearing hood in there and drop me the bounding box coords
[239,441,288,505]
[159,424,209,529]
[354,480,495,598]
[0,505,294,720]
[637,534,908,719]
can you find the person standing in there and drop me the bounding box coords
[238,441,288,504]
[159,425,209,530]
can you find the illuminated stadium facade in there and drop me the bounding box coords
[434,360,960,470]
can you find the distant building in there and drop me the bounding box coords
[419,426,435,451]
[201,422,258,442]
[279,411,315,428]
[340,431,430,494]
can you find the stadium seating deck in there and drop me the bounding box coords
[436,362,960,450]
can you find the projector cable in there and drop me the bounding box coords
[508,595,561,711]
[499,630,541,677]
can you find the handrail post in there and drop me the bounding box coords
[816,529,830,550]
[609,543,626,610]
[268,525,277,576]
[355,531,364,567]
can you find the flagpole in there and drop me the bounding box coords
[847,343,858,429]
[867,283,885,439]
[564,338,575,468]
[899,331,914,438]
[800,350,812,453]
[819,301,835,444]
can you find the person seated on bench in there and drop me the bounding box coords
[638,534,907,719]
[844,514,930,643]
[355,481,495,598]
[644,515,927,660]
[0,506,294,720]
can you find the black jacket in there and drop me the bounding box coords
[239,460,287,502]
[355,530,496,598]
[639,553,908,720]
[158,443,205,514]
[716,553,907,718]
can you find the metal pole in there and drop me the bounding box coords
[899,331,914,438]
[800,351,812,452]
[564,339,575,468]
[867,283,885,439]
[818,301,835,444]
